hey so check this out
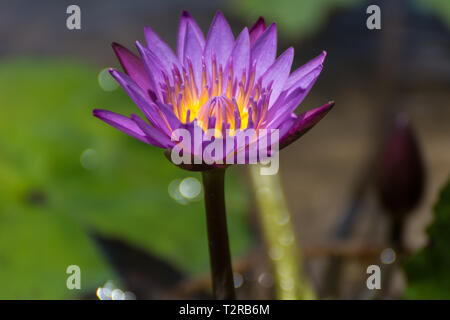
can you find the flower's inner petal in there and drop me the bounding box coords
[250,23,277,80]
[249,17,266,46]
[204,11,234,76]
[261,47,294,108]
[136,41,169,101]
[177,11,205,61]
[230,28,250,89]
[183,22,204,90]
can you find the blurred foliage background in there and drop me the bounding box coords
[231,0,450,40]
[404,180,450,299]
[0,0,449,299]
[0,60,252,298]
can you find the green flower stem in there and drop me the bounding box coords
[249,165,315,300]
[202,168,235,300]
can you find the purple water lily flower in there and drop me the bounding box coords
[94,11,334,169]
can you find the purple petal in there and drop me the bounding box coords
[277,114,298,138]
[135,41,167,100]
[177,11,205,61]
[266,57,324,124]
[144,26,180,72]
[261,47,294,107]
[249,17,266,46]
[131,114,175,149]
[279,101,335,149]
[204,11,235,70]
[228,27,250,85]
[109,69,171,136]
[285,51,326,92]
[251,23,277,80]
[93,109,150,144]
[154,100,183,133]
[184,22,204,89]
[265,87,306,128]
[283,66,322,105]
[112,42,153,94]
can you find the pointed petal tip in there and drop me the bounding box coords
[308,100,335,118]
[111,42,131,60]
[256,16,265,24]
[313,100,335,115]
[111,42,121,50]
[249,16,267,45]
[319,50,327,65]
[135,40,143,48]
[249,16,266,31]
[181,10,191,18]
[135,40,146,54]
[92,108,122,122]
[210,10,230,29]
[279,100,335,149]
[262,22,277,37]
[92,108,102,117]
[326,100,335,108]
[214,10,224,17]
[209,10,226,25]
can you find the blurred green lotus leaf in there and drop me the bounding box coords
[403,178,450,299]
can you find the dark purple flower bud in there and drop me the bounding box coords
[375,114,425,219]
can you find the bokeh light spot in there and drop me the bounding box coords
[258,273,273,288]
[380,247,396,264]
[124,291,136,300]
[179,177,202,200]
[98,68,119,91]
[278,230,295,246]
[233,272,244,288]
[268,245,284,261]
[96,287,109,300]
[280,278,294,291]
[97,281,136,300]
[168,179,188,205]
[275,212,290,225]
[111,289,125,300]
[80,148,99,170]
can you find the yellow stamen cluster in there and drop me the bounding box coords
[161,57,269,135]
